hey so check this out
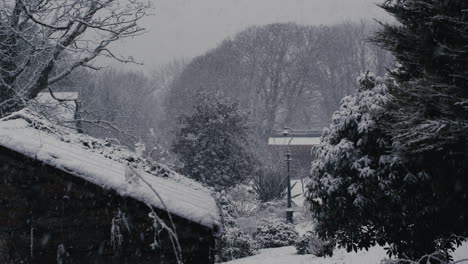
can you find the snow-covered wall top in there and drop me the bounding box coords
[0,109,222,233]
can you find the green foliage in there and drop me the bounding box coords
[309,0,468,260]
[172,92,254,188]
[309,72,400,255]
[374,0,468,87]
[253,170,288,203]
[373,0,468,158]
[309,72,465,260]
[295,231,334,257]
[215,190,239,229]
[216,227,258,262]
[373,0,468,260]
[214,189,258,262]
[255,219,298,248]
[252,150,289,202]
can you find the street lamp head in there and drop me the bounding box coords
[282,127,293,136]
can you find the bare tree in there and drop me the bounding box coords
[162,41,246,144]
[148,59,188,146]
[64,68,153,146]
[0,0,150,117]
[50,66,179,164]
[234,23,322,139]
[315,21,394,121]
[150,59,188,94]
[164,23,323,141]
[162,21,394,143]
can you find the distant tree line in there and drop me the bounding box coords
[54,20,392,155]
[164,21,394,142]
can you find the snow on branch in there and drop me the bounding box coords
[0,0,151,116]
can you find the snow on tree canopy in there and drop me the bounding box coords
[0,109,222,233]
[309,72,392,205]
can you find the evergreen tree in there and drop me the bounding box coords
[304,0,468,262]
[373,0,468,157]
[373,0,468,258]
[172,92,254,188]
[308,72,466,261]
[308,0,468,260]
[375,0,468,86]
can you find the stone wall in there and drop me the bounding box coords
[0,147,214,264]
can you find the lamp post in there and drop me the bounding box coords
[282,127,294,223]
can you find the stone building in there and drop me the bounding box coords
[0,109,222,264]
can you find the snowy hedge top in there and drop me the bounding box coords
[0,109,222,233]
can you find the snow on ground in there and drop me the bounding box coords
[295,219,314,236]
[291,179,314,235]
[224,246,386,264]
[225,244,468,264]
[454,246,468,262]
[292,179,306,207]
[228,179,468,264]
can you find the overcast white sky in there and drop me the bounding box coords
[111,0,389,71]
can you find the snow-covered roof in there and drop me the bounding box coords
[268,137,321,146]
[0,109,222,233]
[29,92,78,125]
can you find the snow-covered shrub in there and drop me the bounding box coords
[172,92,255,189]
[295,231,334,257]
[227,184,257,217]
[255,200,288,221]
[308,72,398,254]
[255,219,298,248]
[215,190,238,228]
[216,227,257,262]
[214,191,258,262]
[307,72,463,259]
